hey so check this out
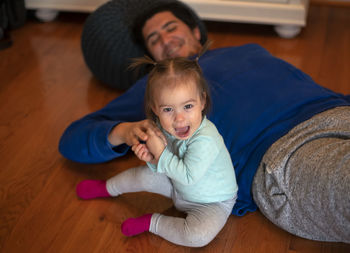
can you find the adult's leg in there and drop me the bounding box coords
[149,192,236,247]
[252,107,350,243]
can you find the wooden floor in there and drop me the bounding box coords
[1,4,349,253]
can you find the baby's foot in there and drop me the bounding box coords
[76,180,111,199]
[121,213,152,236]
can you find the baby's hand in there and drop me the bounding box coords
[132,143,154,162]
[146,128,166,162]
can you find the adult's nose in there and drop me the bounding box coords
[159,31,172,45]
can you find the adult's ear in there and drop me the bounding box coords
[193,26,201,42]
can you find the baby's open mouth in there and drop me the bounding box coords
[175,126,190,138]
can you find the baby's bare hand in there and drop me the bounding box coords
[132,143,154,162]
[146,128,166,161]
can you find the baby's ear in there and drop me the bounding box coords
[201,92,207,110]
[150,104,160,120]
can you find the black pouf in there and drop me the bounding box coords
[81,0,207,90]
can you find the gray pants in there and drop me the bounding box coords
[252,106,350,243]
[107,166,236,247]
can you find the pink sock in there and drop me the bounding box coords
[121,213,152,237]
[76,180,111,199]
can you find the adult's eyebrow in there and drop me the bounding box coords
[145,20,178,44]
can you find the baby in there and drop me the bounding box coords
[76,51,238,247]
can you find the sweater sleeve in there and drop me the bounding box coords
[156,134,219,185]
[58,78,147,163]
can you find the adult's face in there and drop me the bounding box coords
[142,11,202,61]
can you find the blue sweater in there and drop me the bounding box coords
[59,44,350,216]
[147,117,238,204]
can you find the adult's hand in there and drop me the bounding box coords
[108,119,165,147]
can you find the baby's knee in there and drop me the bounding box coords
[181,225,217,247]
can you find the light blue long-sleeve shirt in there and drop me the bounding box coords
[147,117,238,203]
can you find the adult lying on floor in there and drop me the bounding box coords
[59,0,350,243]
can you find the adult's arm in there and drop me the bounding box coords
[59,78,148,163]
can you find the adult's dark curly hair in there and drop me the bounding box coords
[132,1,205,49]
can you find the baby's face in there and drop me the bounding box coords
[152,82,205,140]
